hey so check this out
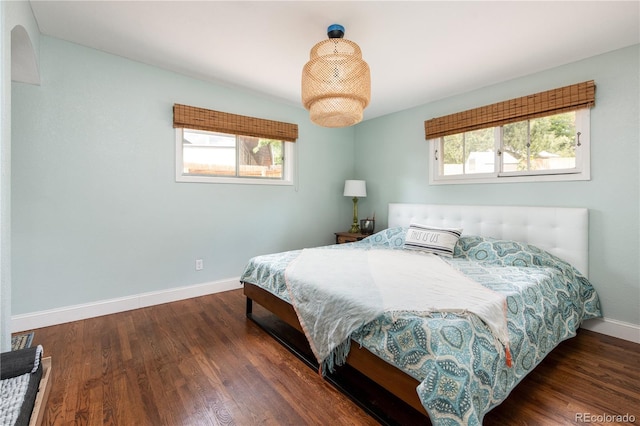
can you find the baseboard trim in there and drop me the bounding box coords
[581,317,640,344]
[11,278,242,332]
[13,281,640,345]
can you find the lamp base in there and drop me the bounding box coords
[349,196,360,233]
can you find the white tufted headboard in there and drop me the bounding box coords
[388,203,589,276]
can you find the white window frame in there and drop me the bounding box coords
[429,109,591,185]
[175,128,295,185]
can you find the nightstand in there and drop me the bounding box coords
[335,231,368,244]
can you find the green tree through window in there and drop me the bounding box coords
[434,110,586,180]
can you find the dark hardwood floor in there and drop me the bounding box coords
[23,289,639,425]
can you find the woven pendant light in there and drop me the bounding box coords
[301,24,371,128]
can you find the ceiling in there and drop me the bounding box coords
[29,1,639,121]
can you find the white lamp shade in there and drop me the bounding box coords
[343,180,366,197]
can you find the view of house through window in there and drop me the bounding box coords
[434,110,588,182]
[503,112,577,172]
[442,128,495,175]
[181,129,285,180]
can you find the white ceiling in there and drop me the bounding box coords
[29,1,640,121]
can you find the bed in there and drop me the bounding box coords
[240,203,601,425]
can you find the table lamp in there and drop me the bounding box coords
[343,180,367,233]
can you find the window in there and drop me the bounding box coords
[176,128,294,184]
[173,104,298,185]
[432,109,589,183]
[426,81,594,184]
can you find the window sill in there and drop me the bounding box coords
[429,171,590,185]
[176,175,294,185]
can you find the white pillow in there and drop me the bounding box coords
[404,223,463,257]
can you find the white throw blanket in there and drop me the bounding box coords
[285,248,511,373]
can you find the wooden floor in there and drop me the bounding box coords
[24,289,640,426]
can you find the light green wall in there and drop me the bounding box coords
[11,36,355,314]
[10,32,639,330]
[355,45,640,326]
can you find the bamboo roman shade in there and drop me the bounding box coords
[424,80,595,140]
[173,104,298,142]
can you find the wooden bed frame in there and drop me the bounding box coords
[244,283,426,418]
[243,203,589,422]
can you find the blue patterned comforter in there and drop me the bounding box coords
[240,227,601,425]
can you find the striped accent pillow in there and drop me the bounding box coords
[404,224,463,257]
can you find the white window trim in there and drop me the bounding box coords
[429,109,591,185]
[175,128,295,185]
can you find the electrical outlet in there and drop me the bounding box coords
[195,259,204,271]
